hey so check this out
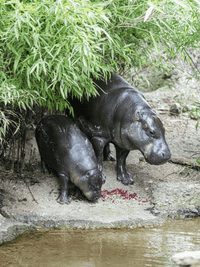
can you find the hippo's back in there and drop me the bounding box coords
[35,115,97,174]
[69,74,148,131]
[93,74,138,94]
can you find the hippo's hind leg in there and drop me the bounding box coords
[91,137,107,183]
[114,145,134,185]
[57,173,70,204]
[103,143,115,161]
[41,158,51,174]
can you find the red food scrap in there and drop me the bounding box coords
[101,189,148,203]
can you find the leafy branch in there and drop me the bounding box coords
[0,0,200,146]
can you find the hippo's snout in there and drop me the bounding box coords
[156,147,171,164]
[89,190,101,202]
[144,140,171,165]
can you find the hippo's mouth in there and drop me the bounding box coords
[144,155,171,165]
[90,197,99,203]
[84,190,101,202]
[90,191,101,202]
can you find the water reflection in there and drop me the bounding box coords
[0,219,200,267]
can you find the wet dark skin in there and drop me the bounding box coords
[35,115,103,204]
[67,74,171,186]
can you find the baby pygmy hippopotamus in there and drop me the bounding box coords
[35,115,103,204]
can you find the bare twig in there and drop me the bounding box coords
[17,135,20,173]
[183,48,200,74]
[29,144,33,169]
[18,172,38,204]
[164,171,179,179]
[169,157,200,170]
[11,136,15,171]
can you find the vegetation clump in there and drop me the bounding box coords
[1,0,200,158]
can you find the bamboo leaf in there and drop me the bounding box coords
[14,24,19,40]
[29,62,39,75]
[23,35,32,47]
[27,67,31,88]
[6,43,18,56]
[144,4,154,22]
[149,31,158,52]
[173,0,191,9]
[14,47,23,72]
[60,86,65,99]
[83,56,87,67]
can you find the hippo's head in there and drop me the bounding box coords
[120,109,171,165]
[70,168,103,202]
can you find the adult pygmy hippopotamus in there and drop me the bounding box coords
[67,74,171,186]
[35,115,103,204]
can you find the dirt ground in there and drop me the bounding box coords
[1,86,200,244]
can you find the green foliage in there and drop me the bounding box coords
[188,104,200,128]
[1,0,200,112]
[0,0,115,114]
[0,108,20,145]
[173,90,200,128]
[1,0,200,144]
[178,157,200,176]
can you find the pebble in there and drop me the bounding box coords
[188,205,198,214]
[171,251,200,266]
[154,210,160,214]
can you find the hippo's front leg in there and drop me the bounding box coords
[57,173,70,204]
[114,145,134,185]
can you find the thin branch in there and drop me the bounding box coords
[183,48,200,74]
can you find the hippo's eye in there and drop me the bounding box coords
[150,130,155,135]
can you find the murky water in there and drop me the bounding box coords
[1,219,200,267]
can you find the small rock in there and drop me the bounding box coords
[159,211,168,217]
[154,210,160,215]
[171,251,200,266]
[188,205,198,214]
[170,103,181,115]
[18,198,27,202]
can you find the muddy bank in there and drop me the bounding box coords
[0,85,200,244]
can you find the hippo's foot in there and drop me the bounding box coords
[116,170,134,185]
[103,152,116,162]
[57,194,70,204]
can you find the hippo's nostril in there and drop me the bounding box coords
[93,196,98,202]
[161,152,165,158]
